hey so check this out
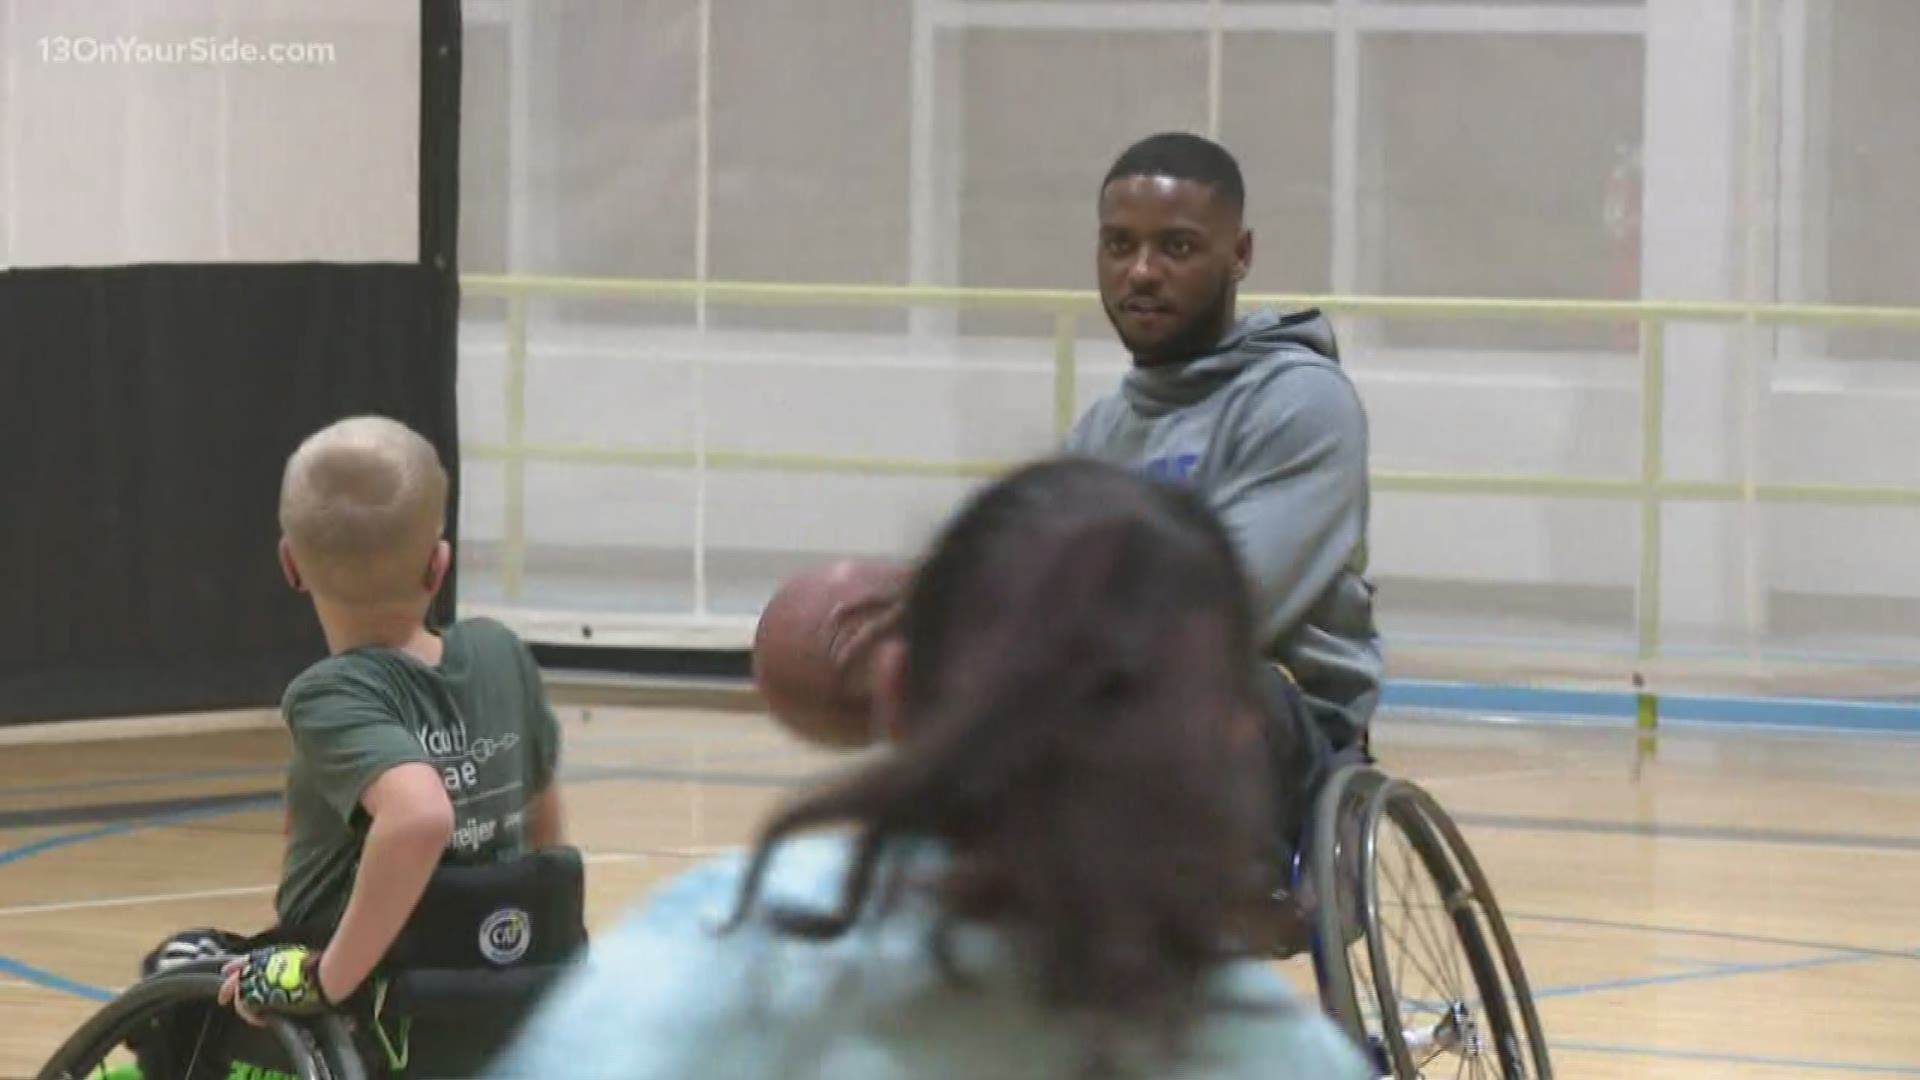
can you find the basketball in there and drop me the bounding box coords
[752,558,909,749]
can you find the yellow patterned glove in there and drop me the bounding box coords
[235,944,331,1016]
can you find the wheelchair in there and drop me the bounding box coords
[1239,660,1551,1079]
[1280,760,1554,1079]
[36,844,588,1080]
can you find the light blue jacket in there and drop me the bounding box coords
[487,833,1371,1080]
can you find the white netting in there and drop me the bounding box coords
[453,0,1920,687]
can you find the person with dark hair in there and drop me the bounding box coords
[486,458,1370,1079]
[1070,130,1380,847]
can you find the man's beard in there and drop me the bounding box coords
[1105,277,1237,367]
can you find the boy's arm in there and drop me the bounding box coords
[316,762,454,1003]
[245,677,453,1012]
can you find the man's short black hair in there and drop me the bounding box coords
[1100,132,1245,213]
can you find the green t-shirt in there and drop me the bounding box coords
[274,617,561,934]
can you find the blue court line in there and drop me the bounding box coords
[1555,1042,1920,1076]
[0,801,283,1006]
[1384,679,1920,733]
[0,797,281,869]
[0,953,112,1002]
[1,820,151,869]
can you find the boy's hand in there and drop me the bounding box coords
[219,945,332,1021]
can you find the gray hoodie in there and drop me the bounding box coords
[1065,309,1381,746]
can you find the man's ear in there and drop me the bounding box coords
[1233,226,1253,283]
[279,539,306,593]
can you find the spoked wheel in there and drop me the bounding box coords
[1307,764,1393,1064]
[1308,765,1551,1079]
[36,959,364,1080]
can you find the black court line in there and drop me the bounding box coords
[0,789,285,830]
[0,763,815,830]
[1450,811,1920,853]
[1507,911,1920,963]
[9,763,1920,857]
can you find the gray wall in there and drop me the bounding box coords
[1,0,417,267]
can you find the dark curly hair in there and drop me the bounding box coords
[725,457,1278,1076]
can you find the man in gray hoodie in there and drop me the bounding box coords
[1064,132,1382,764]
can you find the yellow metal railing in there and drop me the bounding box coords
[458,274,1920,659]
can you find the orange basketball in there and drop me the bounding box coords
[752,558,908,749]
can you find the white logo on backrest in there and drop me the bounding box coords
[480,907,531,965]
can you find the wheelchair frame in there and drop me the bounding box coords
[34,959,365,1080]
[1297,763,1553,1079]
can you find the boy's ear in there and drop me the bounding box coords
[424,540,452,594]
[278,539,306,593]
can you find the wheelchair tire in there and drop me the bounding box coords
[1395,782,1552,1079]
[36,959,366,1080]
[1305,763,1391,1051]
[1307,765,1552,1079]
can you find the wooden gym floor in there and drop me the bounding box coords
[3,702,1918,1078]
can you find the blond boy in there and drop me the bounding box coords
[205,416,565,1024]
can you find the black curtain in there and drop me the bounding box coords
[420,0,464,633]
[0,1,462,725]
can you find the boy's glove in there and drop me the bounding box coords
[234,944,332,1016]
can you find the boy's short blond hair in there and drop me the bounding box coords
[279,416,449,605]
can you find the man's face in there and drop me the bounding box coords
[1097,175,1250,364]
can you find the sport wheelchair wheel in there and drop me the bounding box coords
[36,958,366,1080]
[1306,764,1552,1079]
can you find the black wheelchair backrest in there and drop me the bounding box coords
[385,843,588,972]
[373,845,590,1077]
